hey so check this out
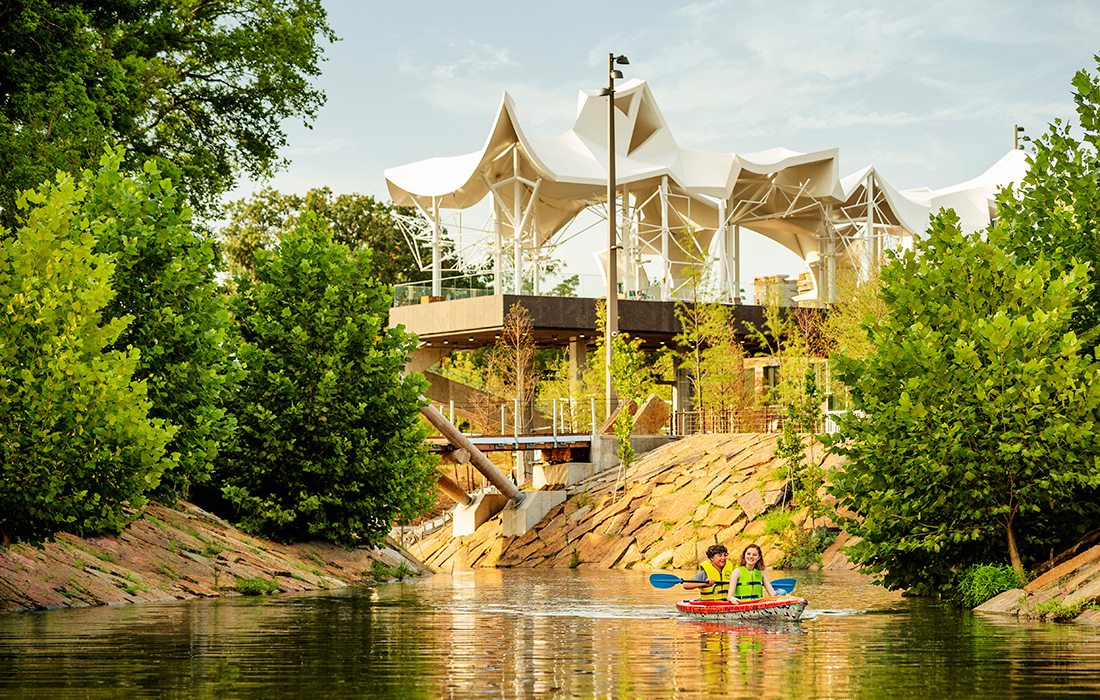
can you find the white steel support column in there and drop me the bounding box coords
[513,149,523,294]
[431,196,441,296]
[622,190,634,296]
[824,206,837,304]
[716,200,729,300]
[862,171,875,283]
[532,208,541,295]
[493,202,503,294]
[733,224,741,304]
[660,176,671,301]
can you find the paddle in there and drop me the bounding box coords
[648,573,686,589]
[771,577,796,595]
[648,573,797,594]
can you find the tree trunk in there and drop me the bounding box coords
[1006,517,1024,578]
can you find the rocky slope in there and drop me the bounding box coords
[976,544,1100,623]
[409,433,855,573]
[0,502,424,613]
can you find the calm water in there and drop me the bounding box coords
[1,569,1098,698]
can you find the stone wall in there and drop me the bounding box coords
[408,433,851,573]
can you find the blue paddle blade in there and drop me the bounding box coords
[771,577,796,594]
[648,573,684,589]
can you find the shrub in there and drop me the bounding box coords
[216,221,437,546]
[85,150,238,501]
[777,526,838,569]
[372,560,417,582]
[764,510,793,535]
[956,564,1025,608]
[0,171,175,542]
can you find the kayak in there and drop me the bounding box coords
[676,595,808,622]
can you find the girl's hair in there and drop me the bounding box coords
[740,544,765,570]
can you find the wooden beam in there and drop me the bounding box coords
[437,471,474,506]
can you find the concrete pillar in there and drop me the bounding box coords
[568,336,588,383]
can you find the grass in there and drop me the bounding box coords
[235,575,279,596]
[568,551,580,569]
[155,565,179,579]
[371,560,417,582]
[764,510,793,535]
[956,564,1025,608]
[1030,598,1099,621]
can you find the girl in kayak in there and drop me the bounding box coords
[728,544,777,601]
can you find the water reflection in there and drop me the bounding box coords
[0,569,1097,698]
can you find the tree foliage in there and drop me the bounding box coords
[215,220,436,545]
[775,367,828,527]
[220,187,467,286]
[998,56,1100,344]
[827,212,1100,592]
[0,171,175,541]
[485,303,537,433]
[0,0,336,225]
[84,149,238,500]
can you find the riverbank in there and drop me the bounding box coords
[0,502,425,613]
[976,543,1100,623]
[408,432,1099,623]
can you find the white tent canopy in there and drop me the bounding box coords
[385,79,1027,302]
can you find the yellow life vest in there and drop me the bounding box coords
[699,559,735,600]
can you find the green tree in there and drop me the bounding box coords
[216,219,436,545]
[84,149,238,500]
[775,367,828,527]
[0,0,335,226]
[998,56,1100,344]
[220,187,487,287]
[485,303,537,433]
[610,328,652,480]
[0,172,175,542]
[827,212,1100,592]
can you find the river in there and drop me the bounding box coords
[1,569,1097,698]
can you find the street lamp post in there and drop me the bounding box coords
[601,52,629,418]
[1014,124,1031,150]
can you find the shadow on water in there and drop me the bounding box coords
[0,568,1097,698]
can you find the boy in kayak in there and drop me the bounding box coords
[682,544,733,600]
[728,543,777,601]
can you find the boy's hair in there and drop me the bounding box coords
[705,544,728,559]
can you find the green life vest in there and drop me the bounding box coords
[699,559,734,600]
[733,565,764,600]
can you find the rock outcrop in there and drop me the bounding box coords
[408,433,851,573]
[0,503,425,613]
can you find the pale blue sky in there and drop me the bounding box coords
[231,0,1100,285]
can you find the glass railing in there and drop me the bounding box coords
[393,274,742,306]
[392,284,496,307]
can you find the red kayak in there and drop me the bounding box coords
[676,596,808,621]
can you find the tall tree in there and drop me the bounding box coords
[998,56,1100,345]
[828,212,1100,591]
[84,149,238,500]
[0,170,176,542]
[0,0,335,226]
[216,218,436,545]
[219,187,484,287]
